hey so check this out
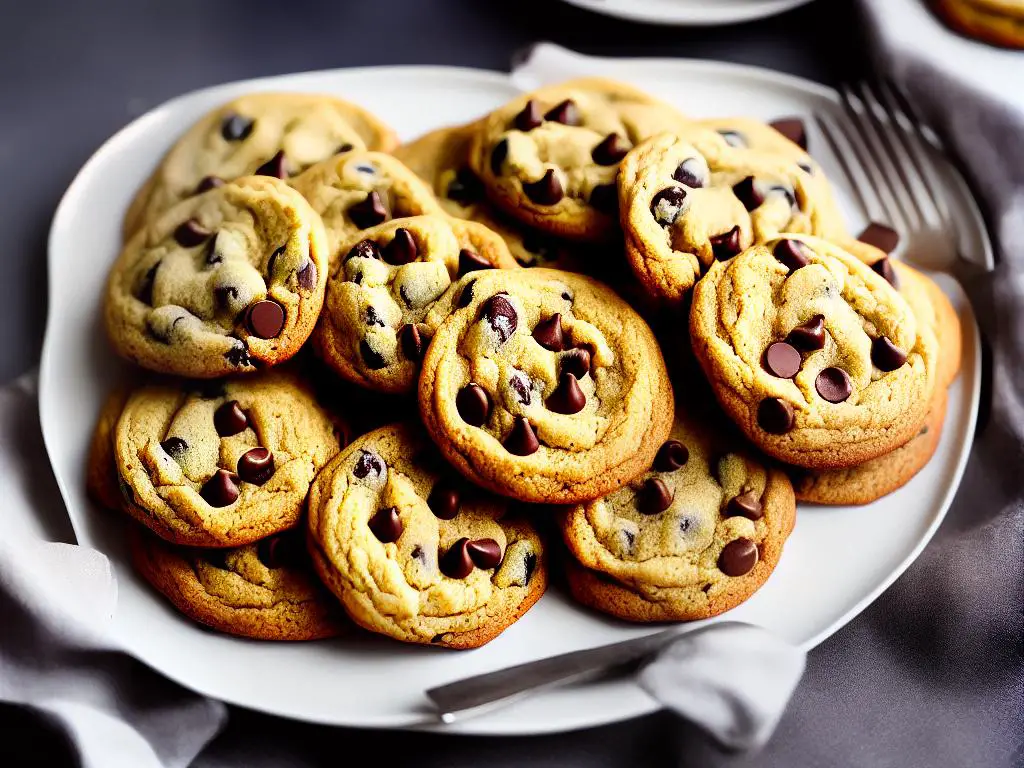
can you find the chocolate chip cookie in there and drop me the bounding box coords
[315,214,518,395]
[86,388,132,512]
[689,234,938,469]
[469,78,690,243]
[394,122,588,269]
[618,131,848,305]
[124,92,397,238]
[307,423,546,648]
[931,0,1024,48]
[290,150,443,265]
[560,404,795,622]
[131,525,346,640]
[106,176,328,378]
[115,371,342,547]
[418,268,674,503]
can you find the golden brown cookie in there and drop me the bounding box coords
[690,234,938,469]
[314,214,518,395]
[289,150,443,265]
[124,92,397,238]
[561,405,795,622]
[307,423,546,649]
[130,525,346,640]
[931,0,1024,48]
[618,130,847,305]
[106,176,329,378]
[86,388,132,512]
[115,371,341,547]
[469,78,690,243]
[418,268,674,503]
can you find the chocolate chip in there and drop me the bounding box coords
[204,240,223,266]
[727,491,763,520]
[504,416,540,456]
[345,239,381,263]
[481,294,518,344]
[427,480,460,520]
[733,176,763,211]
[769,117,808,150]
[246,299,285,339]
[758,398,795,434]
[763,341,801,379]
[509,373,532,405]
[382,228,417,265]
[650,187,687,227]
[532,313,565,351]
[872,257,899,288]
[457,280,476,308]
[773,239,810,271]
[816,367,852,403]
[857,222,900,254]
[561,347,592,379]
[710,226,741,260]
[257,533,306,569]
[214,401,248,436]
[360,339,387,370]
[440,538,474,579]
[174,219,211,248]
[718,129,745,148]
[224,340,251,367]
[296,259,317,291]
[545,99,580,125]
[514,99,542,132]
[673,158,706,188]
[237,447,274,485]
[200,469,240,507]
[719,538,758,576]
[214,285,238,310]
[798,162,814,175]
[592,133,629,165]
[546,372,586,414]
[457,383,491,426]
[137,262,160,305]
[255,150,288,179]
[160,437,188,458]
[353,450,384,479]
[399,323,423,361]
[490,139,508,176]
[872,337,908,371]
[221,113,253,141]
[523,169,564,205]
[523,552,537,585]
[336,143,354,154]
[349,191,387,229]
[467,539,503,570]
[786,315,825,351]
[196,176,224,194]
[637,477,673,515]
[458,249,492,275]
[368,506,403,543]
[447,168,484,204]
[654,439,688,472]
[589,183,618,213]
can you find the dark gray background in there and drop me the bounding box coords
[7,1,1018,767]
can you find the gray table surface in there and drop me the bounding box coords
[2,1,979,766]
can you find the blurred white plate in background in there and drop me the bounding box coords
[561,0,817,26]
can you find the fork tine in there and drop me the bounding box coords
[812,113,882,224]
[838,85,917,232]
[856,81,932,228]
[877,80,956,231]
[884,79,946,151]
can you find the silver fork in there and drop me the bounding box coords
[814,80,977,273]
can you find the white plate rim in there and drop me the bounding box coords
[560,0,816,26]
[39,60,984,735]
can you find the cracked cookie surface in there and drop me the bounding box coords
[469,78,690,243]
[418,268,674,503]
[690,234,938,468]
[561,405,795,622]
[307,423,546,648]
[315,214,518,395]
[106,176,329,378]
[114,371,342,547]
[124,92,397,238]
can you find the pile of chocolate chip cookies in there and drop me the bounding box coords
[89,78,961,646]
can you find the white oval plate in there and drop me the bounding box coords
[41,50,985,735]
[561,0,816,26]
